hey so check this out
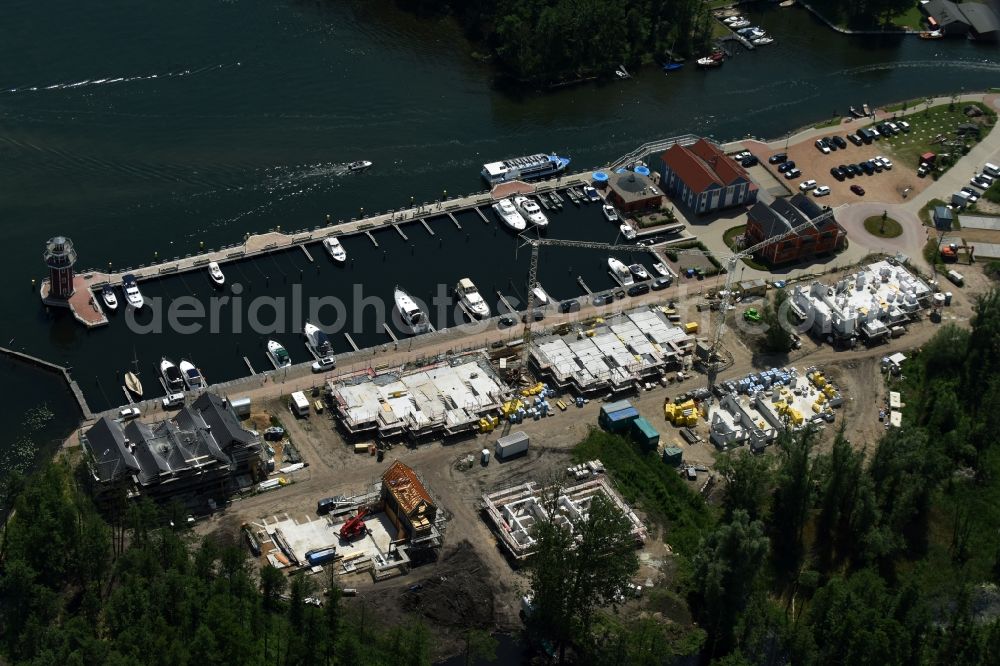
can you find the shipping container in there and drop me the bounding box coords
[631,417,660,451]
[599,405,640,432]
[230,397,252,418]
[290,391,310,416]
[305,547,338,567]
[495,431,530,461]
[663,447,684,467]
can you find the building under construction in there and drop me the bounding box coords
[482,476,647,561]
[328,355,507,441]
[530,308,694,395]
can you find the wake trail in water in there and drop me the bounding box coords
[832,58,1000,78]
[2,62,240,94]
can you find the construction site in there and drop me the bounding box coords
[529,308,696,394]
[790,259,932,343]
[481,475,648,561]
[245,460,445,581]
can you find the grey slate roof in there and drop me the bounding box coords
[85,416,140,483]
[747,194,837,242]
[961,2,1000,34]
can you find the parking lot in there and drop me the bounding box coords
[754,131,931,207]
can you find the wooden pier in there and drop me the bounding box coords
[475,207,489,223]
[243,356,257,375]
[447,212,461,229]
[496,291,517,314]
[393,224,408,240]
[300,244,314,262]
[365,231,379,247]
[577,276,593,295]
[345,333,360,352]
[383,324,399,343]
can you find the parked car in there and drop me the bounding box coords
[627,283,650,297]
[651,277,671,291]
[825,137,839,151]
[799,179,817,191]
[118,407,141,420]
[521,309,545,323]
[898,120,911,132]
[741,155,759,167]
[831,135,847,149]
[960,186,980,202]
[847,133,863,146]
[830,166,845,181]
[850,184,866,196]
[732,150,751,161]
[875,155,892,170]
[311,357,336,373]
[769,152,788,164]
[559,299,581,313]
[498,316,516,328]
[971,177,991,190]
[917,163,930,177]
[815,139,831,154]
[784,168,801,179]
[813,185,831,197]
[860,161,875,175]
[847,163,862,176]
[777,160,796,173]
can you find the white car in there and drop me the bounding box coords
[875,156,892,170]
[732,150,750,161]
[799,179,817,191]
[311,357,336,373]
[815,140,830,155]
[118,407,141,420]
[813,185,831,197]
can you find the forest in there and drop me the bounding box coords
[393,0,715,84]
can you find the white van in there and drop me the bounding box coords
[984,162,999,178]
[290,391,310,417]
[162,392,185,408]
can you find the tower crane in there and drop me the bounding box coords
[512,204,837,391]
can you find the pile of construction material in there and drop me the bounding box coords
[567,459,606,480]
[664,399,702,427]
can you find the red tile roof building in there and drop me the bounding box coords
[381,460,437,540]
[659,139,757,214]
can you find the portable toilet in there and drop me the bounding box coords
[481,448,491,466]
[662,447,683,467]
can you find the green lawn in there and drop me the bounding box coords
[721,224,770,270]
[891,6,925,31]
[878,102,996,172]
[814,115,845,130]
[919,198,947,226]
[863,215,903,238]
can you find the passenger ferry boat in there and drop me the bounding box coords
[481,153,570,185]
[455,278,490,319]
[394,286,430,334]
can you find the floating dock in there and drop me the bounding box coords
[0,345,93,419]
[420,218,435,236]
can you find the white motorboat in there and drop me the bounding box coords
[532,286,550,306]
[752,36,774,45]
[608,258,634,286]
[514,195,549,227]
[348,160,372,172]
[394,286,430,334]
[629,263,649,280]
[620,224,637,240]
[267,339,292,368]
[323,237,347,263]
[159,357,185,392]
[582,185,600,202]
[729,19,751,29]
[304,321,333,358]
[493,198,527,231]
[602,204,620,223]
[122,274,144,309]
[653,262,669,277]
[179,360,205,390]
[208,261,225,287]
[455,278,490,319]
[101,285,118,311]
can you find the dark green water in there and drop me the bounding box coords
[2,0,998,418]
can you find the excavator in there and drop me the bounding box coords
[940,242,975,264]
[339,508,368,541]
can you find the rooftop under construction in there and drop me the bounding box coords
[530,308,694,394]
[328,355,507,440]
[482,476,647,561]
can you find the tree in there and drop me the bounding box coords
[716,450,772,521]
[770,429,816,575]
[815,429,866,568]
[461,629,497,666]
[527,492,640,662]
[691,510,769,658]
[761,289,794,353]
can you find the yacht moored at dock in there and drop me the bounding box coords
[179,360,205,390]
[653,262,670,277]
[455,278,490,319]
[208,261,225,288]
[481,153,570,185]
[122,274,144,310]
[602,204,620,223]
[159,357,184,392]
[304,321,333,358]
[620,223,637,240]
[492,198,527,231]
[608,258,634,286]
[394,286,430,334]
[629,263,649,280]
[514,195,549,227]
[323,237,347,262]
[582,185,600,202]
[532,286,550,306]
[267,340,292,369]
[101,285,118,312]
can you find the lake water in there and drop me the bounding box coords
[2,0,998,429]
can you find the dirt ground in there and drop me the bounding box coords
[188,258,993,661]
[755,137,929,208]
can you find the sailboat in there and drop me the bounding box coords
[125,348,143,397]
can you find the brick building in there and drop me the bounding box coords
[605,171,664,214]
[744,194,845,265]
